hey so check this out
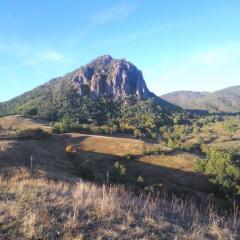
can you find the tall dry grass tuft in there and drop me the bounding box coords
[0,169,239,239]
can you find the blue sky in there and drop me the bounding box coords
[0,0,240,101]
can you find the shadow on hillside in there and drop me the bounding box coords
[1,136,235,238]
[60,135,233,210]
[0,134,89,179]
[0,133,224,205]
[58,135,220,198]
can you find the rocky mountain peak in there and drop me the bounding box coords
[72,55,151,100]
[94,54,113,63]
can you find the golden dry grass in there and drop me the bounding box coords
[0,116,239,239]
[0,130,212,198]
[0,168,238,240]
[70,132,145,156]
[0,115,234,207]
[139,152,195,172]
[0,115,50,132]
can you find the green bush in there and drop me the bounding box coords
[76,159,94,180]
[134,128,143,139]
[22,107,38,117]
[197,135,204,145]
[194,159,206,173]
[111,161,127,183]
[15,128,49,139]
[194,147,240,199]
[136,175,145,188]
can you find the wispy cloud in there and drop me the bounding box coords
[39,51,65,62]
[90,24,171,49]
[190,45,240,66]
[23,50,66,66]
[91,2,138,25]
[0,39,68,67]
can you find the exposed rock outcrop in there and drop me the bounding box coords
[72,55,151,99]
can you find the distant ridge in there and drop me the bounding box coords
[161,86,240,113]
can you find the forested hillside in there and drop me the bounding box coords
[0,56,181,138]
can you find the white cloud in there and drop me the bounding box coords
[39,51,65,62]
[0,39,67,66]
[92,2,137,25]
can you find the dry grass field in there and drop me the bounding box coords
[1,115,240,239]
[0,115,222,198]
[0,134,213,199]
[0,115,50,132]
[0,169,238,240]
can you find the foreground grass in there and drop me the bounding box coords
[0,169,239,240]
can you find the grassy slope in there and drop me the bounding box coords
[0,169,238,240]
[0,115,50,131]
[0,116,215,198]
[1,115,240,195]
[0,115,240,239]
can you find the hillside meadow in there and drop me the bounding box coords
[1,115,240,239]
[0,169,239,240]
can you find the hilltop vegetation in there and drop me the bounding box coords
[0,56,180,139]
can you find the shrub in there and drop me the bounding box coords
[22,107,38,117]
[197,135,204,145]
[76,159,94,180]
[207,132,213,142]
[65,145,77,154]
[183,142,202,152]
[137,175,145,187]
[124,154,135,161]
[15,128,49,139]
[193,124,200,134]
[141,143,147,155]
[134,128,143,139]
[137,176,144,183]
[111,161,127,183]
[194,147,240,199]
[194,159,206,172]
[112,124,119,133]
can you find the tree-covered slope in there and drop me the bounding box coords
[0,56,180,134]
[0,69,76,119]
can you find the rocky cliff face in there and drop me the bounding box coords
[72,55,151,99]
